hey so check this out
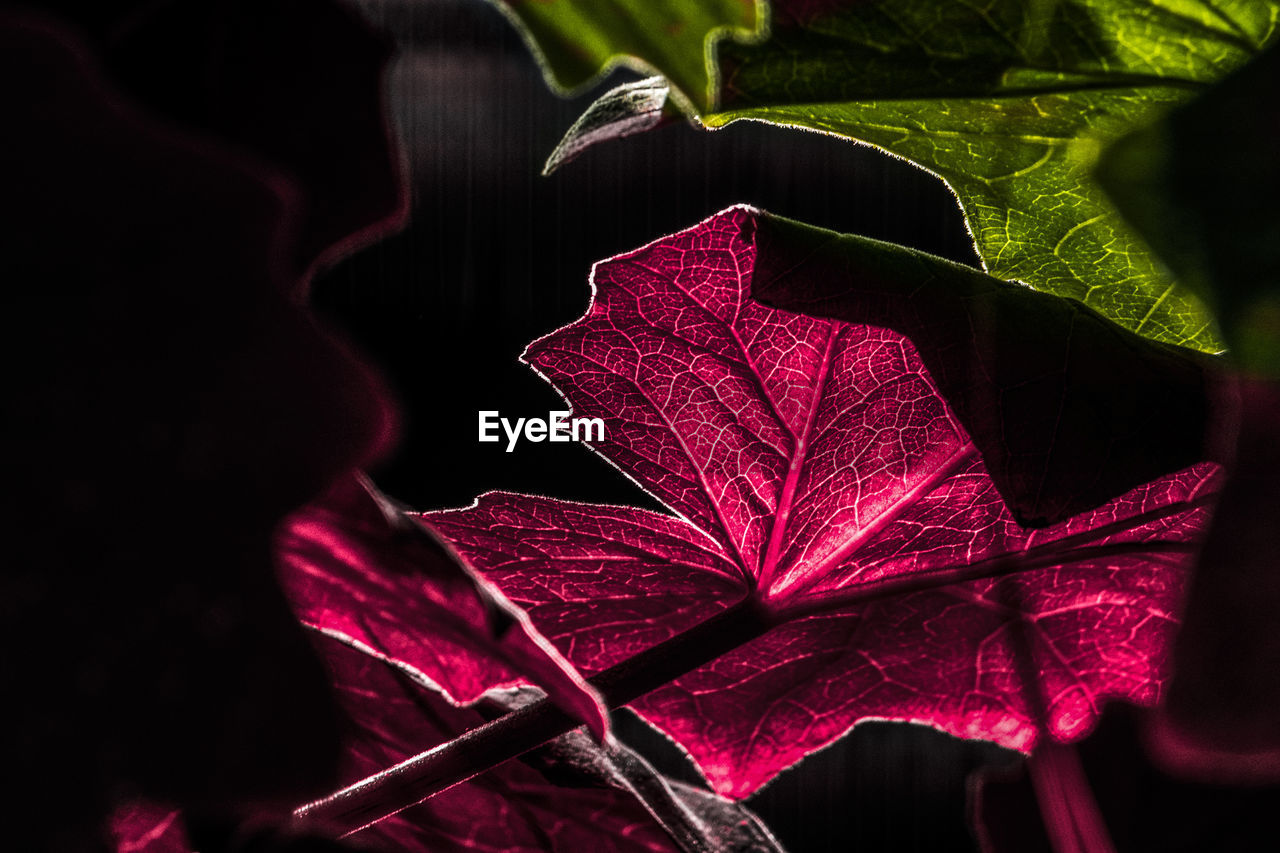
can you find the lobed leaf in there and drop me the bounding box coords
[1,10,400,842]
[545,0,1280,352]
[426,207,1219,798]
[748,212,1211,527]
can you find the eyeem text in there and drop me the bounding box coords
[478,410,605,452]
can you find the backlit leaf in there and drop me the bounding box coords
[748,212,1211,526]
[425,207,1219,797]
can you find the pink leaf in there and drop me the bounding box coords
[277,475,608,738]
[425,206,1219,798]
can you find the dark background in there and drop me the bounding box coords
[316,2,1016,850]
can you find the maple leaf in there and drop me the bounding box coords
[424,206,1220,798]
[275,474,608,738]
[538,0,1280,352]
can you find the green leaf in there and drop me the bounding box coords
[492,0,765,110]
[1098,41,1280,371]
[543,0,1280,352]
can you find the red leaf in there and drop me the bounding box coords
[276,475,609,738]
[425,206,1219,798]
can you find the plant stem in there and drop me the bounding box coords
[293,596,773,837]
[1027,741,1117,853]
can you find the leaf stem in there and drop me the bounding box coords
[292,596,773,837]
[1027,741,1117,853]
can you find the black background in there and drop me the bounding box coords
[315,2,1017,851]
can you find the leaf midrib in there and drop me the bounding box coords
[757,325,838,589]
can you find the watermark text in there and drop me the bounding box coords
[478,410,604,452]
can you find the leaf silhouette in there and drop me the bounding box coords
[1,11,399,845]
[1142,379,1280,781]
[276,475,609,738]
[425,206,1219,798]
[541,0,1280,352]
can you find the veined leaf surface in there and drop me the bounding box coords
[425,207,1219,797]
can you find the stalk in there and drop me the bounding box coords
[1027,741,1117,853]
[293,596,773,837]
